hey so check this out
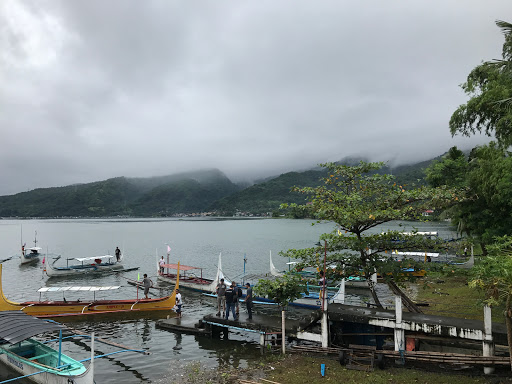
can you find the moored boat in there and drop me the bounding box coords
[0,311,93,384]
[20,232,42,265]
[46,255,124,277]
[0,264,178,318]
[157,252,225,293]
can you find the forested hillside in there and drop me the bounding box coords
[0,157,438,218]
[0,169,240,217]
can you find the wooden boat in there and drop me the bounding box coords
[0,264,178,318]
[270,251,368,288]
[0,311,93,383]
[20,232,41,265]
[46,255,124,277]
[157,252,225,293]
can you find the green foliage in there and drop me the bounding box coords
[254,273,304,308]
[469,236,512,307]
[450,20,512,147]
[0,169,240,217]
[426,146,468,188]
[281,161,459,306]
[427,144,512,250]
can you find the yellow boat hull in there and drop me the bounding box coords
[0,265,179,318]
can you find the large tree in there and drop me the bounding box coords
[427,143,512,253]
[450,20,512,146]
[281,162,457,309]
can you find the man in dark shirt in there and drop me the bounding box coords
[224,282,237,320]
[245,282,253,320]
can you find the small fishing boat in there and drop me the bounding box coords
[0,311,93,384]
[20,232,42,265]
[270,251,368,288]
[157,252,225,293]
[0,264,179,318]
[46,255,124,277]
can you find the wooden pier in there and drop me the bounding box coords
[156,312,318,347]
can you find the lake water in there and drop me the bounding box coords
[0,218,457,383]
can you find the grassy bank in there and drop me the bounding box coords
[412,269,505,323]
[175,354,508,384]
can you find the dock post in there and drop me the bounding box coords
[394,295,405,352]
[321,294,329,348]
[282,310,286,354]
[482,305,495,374]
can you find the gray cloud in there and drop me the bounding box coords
[0,0,507,195]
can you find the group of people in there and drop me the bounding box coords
[215,278,253,320]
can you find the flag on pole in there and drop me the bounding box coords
[167,245,171,254]
[137,273,140,281]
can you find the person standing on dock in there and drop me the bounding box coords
[234,283,242,316]
[245,282,253,320]
[216,278,227,317]
[115,247,121,262]
[143,274,153,299]
[159,256,165,274]
[225,282,237,320]
[175,289,182,318]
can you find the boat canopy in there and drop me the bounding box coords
[401,232,438,236]
[27,247,42,252]
[394,251,439,257]
[75,255,115,262]
[38,286,121,293]
[161,263,201,271]
[0,311,64,344]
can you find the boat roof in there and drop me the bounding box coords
[0,311,64,344]
[394,251,440,257]
[161,263,200,271]
[27,247,42,251]
[75,255,115,262]
[38,286,121,293]
[401,232,438,236]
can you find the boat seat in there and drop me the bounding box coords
[28,352,53,360]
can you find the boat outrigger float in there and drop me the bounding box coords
[0,264,179,318]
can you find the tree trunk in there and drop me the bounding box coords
[387,280,423,314]
[480,242,488,256]
[506,296,512,371]
[367,278,383,308]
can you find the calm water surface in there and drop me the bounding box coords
[0,218,456,383]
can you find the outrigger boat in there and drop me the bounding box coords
[270,251,368,288]
[46,255,124,277]
[20,232,42,265]
[0,311,151,384]
[157,252,225,293]
[0,264,179,318]
[0,311,93,384]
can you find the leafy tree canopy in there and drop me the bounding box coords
[426,143,512,251]
[281,162,458,308]
[469,235,512,364]
[254,273,304,308]
[450,20,512,146]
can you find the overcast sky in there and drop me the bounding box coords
[0,1,509,195]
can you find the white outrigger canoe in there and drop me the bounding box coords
[46,255,124,277]
[20,232,42,265]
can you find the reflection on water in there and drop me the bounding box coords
[0,218,457,383]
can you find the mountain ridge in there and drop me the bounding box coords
[0,155,444,217]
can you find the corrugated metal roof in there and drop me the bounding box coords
[0,311,64,344]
